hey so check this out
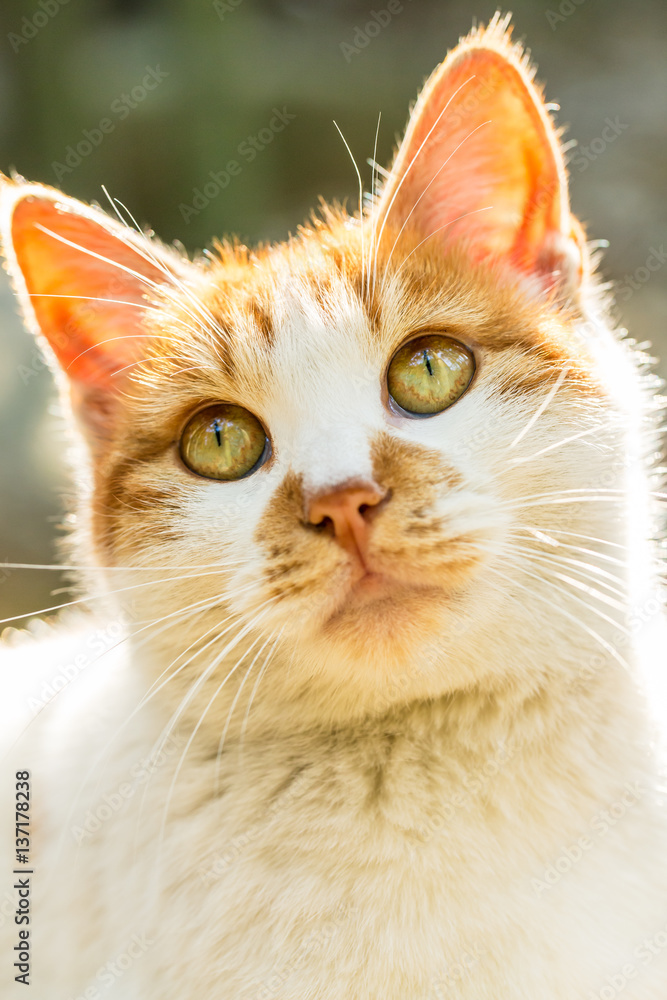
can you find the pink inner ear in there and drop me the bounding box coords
[378,42,575,283]
[11,195,169,388]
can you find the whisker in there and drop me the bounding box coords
[369,110,382,303]
[134,598,257,713]
[100,189,214,333]
[213,627,279,791]
[518,526,628,553]
[7,590,250,865]
[54,589,269,868]
[166,364,222,378]
[0,564,245,625]
[130,611,261,829]
[486,564,630,675]
[34,217,210,347]
[366,158,390,180]
[142,596,279,774]
[0,560,245,572]
[508,420,616,465]
[333,121,365,296]
[4,582,258,767]
[372,73,477,284]
[153,615,268,809]
[389,206,494,283]
[104,191,231,345]
[499,541,629,606]
[382,119,492,285]
[507,363,572,450]
[34,224,166,294]
[238,625,284,750]
[148,602,277,894]
[501,487,629,504]
[28,292,170,316]
[498,555,629,636]
[109,355,192,378]
[507,535,628,583]
[502,497,627,512]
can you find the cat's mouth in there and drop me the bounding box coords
[349,570,404,601]
[343,572,389,605]
[318,563,448,652]
[334,563,444,613]
[320,539,484,631]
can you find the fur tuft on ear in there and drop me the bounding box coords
[0,177,190,447]
[375,12,587,298]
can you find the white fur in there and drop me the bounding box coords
[1,268,666,999]
[1,16,666,995]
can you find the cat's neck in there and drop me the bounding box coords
[129,651,654,878]
[129,621,651,786]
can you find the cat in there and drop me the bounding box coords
[1,11,666,999]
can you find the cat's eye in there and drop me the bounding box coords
[387,334,475,416]
[179,404,268,481]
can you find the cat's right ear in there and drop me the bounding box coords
[0,178,190,451]
[373,15,587,300]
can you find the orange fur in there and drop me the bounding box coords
[0,13,665,1000]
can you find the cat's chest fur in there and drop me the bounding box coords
[5,623,666,1000]
[2,13,667,998]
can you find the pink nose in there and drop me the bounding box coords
[307,484,387,565]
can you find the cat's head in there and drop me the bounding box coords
[1,16,651,726]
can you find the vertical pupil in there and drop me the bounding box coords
[423,350,434,377]
[213,418,222,447]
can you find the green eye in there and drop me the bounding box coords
[180,404,268,481]
[387,334,475,416]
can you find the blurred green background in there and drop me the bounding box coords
[0,0,665,623]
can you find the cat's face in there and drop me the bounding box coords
[93,232,626,712]
[1,16,646,723]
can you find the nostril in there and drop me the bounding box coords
[306,483,389,538]
[358,488,392,521]
[305,482,391,561]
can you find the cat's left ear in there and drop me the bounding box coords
[0,178,191,450]
[375,14,587,298]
